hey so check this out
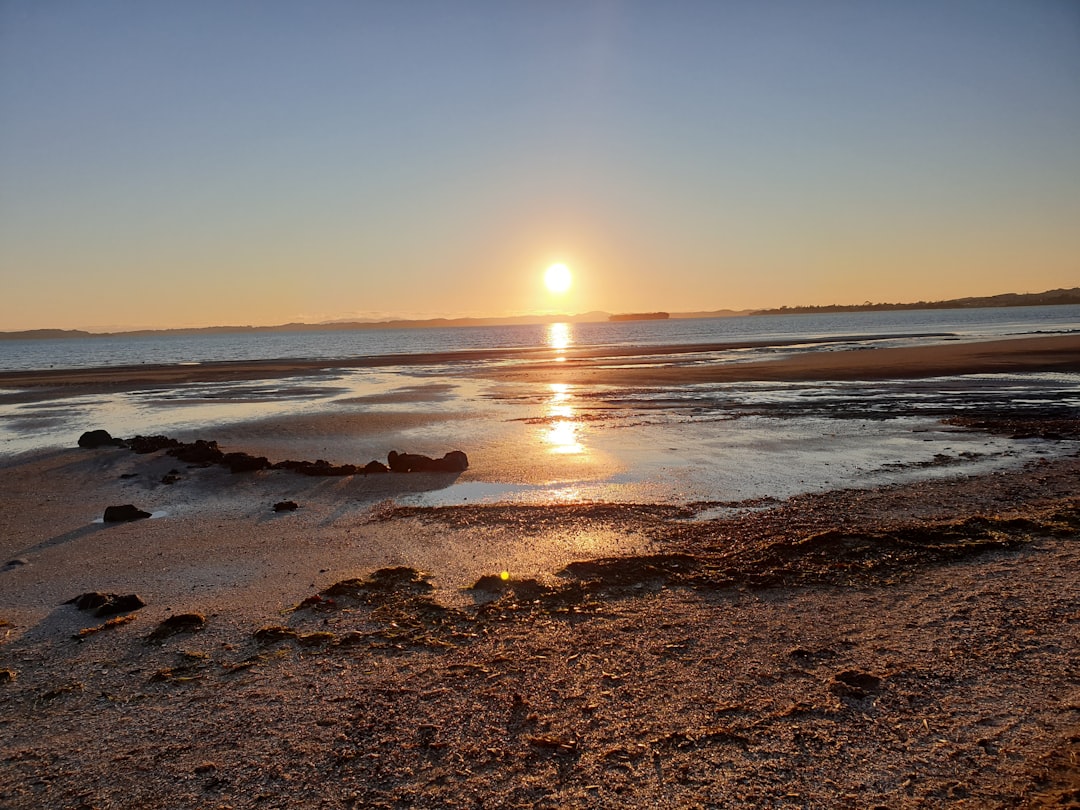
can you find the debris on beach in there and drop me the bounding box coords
[74,613,137,639]
[65,592,146,617]
[103,504,152,522]
[272,500,299,512]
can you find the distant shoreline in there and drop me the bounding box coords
[2,287,1077,341]
[2,333,1078,396]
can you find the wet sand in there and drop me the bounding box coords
[1,333,1078,395]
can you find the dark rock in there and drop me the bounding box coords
[0,669,14,683]
[97,594,146,616]
[78,429,124,449]
[67,592,110,611]
[221,452,270,473]
[387,449,469,473]
[103,504,152,522]
[66,592,146,617]
[437,450,469,472]
[169,439,223,464]
[5,557,29,568]
[148,612,206,640]
[127,434,182,454]
[161,471,181,484]
[270,459,356,476]
[363,460,389,474]
[273,500,299,512]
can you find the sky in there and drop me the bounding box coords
[1,1,1078,331]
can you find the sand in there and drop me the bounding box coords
[1,335,1079,807]
[1,333,1078,396]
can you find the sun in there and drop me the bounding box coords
[544,263,572,294]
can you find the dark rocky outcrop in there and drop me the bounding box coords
[271,459,357,477]
[66,592,146,617]
[387,450,469,473]
[78,429,125,449]
[273,500,299,512]
[103,504,152,522]
[110,432,466,479]
[126,435,182,454]
[221,452,271,473]
[168,439,223,464]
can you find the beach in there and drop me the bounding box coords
[1,333,1079,807]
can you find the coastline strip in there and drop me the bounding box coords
[0,334,1077,393]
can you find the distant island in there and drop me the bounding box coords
[609,312,670,322]
[1,288,1077,340]
[750,287,1080,316]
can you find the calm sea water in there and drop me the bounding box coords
[2,305,1079,372]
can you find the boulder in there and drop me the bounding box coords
[78,429,124,449]
[387,450,469,473]
[103,504,152,522]
[434,450,469,472]
[363,460,389,474]
[273,500,299,512]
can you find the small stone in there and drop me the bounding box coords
[103,504,152,522]
[273,500,299,512]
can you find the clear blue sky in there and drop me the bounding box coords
[2,0,1078,330]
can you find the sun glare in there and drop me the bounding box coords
[544,263,572,294]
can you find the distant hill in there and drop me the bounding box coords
[751,287,1080,315]
[3,289,1077,340]
[0,312,613,341]
[609,312,670,321]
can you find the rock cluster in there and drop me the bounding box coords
[80,429,468,478]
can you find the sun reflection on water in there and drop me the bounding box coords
[546,322,571,361]
[543,382,584,455]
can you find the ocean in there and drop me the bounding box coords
[2,305,1078,508]
[2,305,1080,372]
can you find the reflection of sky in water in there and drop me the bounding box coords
[0,370,468,455]
[2,365,1076,512]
